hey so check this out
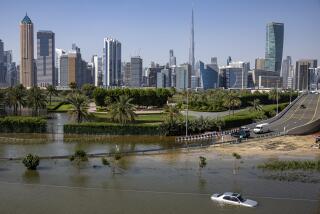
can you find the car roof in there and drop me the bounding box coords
[223,192,240,197]
[256,123,268,127]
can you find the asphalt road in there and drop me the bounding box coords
[261,93,320,133]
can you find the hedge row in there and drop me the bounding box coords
[0,116,47,133]
[64,122,160,135]
[64,103,288,136]
[93,88,174,107]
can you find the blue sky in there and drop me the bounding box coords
[0,0,319,67]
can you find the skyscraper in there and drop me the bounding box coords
[265,22,284,73]
[281,56,292,89]
[103,38,121,87]
[36,31,55,87]
[0,39,4,84]
[295,59,317,91]
[169,49,176,67]
[20,13,35,87]
[92,55,102,86]
[55,48,66,86]
[189,9,195,75]
[130,56,143,87]
[255,58,265,70]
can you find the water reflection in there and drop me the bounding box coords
[22,170,40,183]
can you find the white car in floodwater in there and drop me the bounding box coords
[211,192,258,207]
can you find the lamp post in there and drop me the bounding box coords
[276,81,279,115]
[185,88,189,137]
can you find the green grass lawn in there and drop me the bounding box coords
[93,112,166,124]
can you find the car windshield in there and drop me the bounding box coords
[237,195,246,202]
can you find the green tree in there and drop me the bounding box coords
[164,105,182,123]
[214,117,225,132]
[81,83,96,98]
[28,86,47,116]
[249,99,263,112]
[5,85,27,115]
[66,92,89,123]
[46,85,58,105]
[69,82,77,91]
[108,95,136,125]
[269,89,277,104]
[223,92,241,115]
[22,154,40,170]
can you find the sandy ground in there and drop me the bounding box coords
[148,135,320,162]
[209,135,320,158]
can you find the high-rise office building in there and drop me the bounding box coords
[0,39,4,84]
[55,48,66,86]
[36,31,55,87]
[169,49,176,67]
[103,38,121,87]
[59,54,68,87]
[189,9,195,75]
[92,55,102,86]
[295,59,318,91]
[211,57,218,65]
[227,56,232,66]
[281,56,292,89]
[176,63,191,90]
[20,14,36,87]
[199,61,219,90]
[255,58,265,70]
[156,68,171,88]
[0,39,3,64]
[265,22,284,73]
[129,56,143,87]
[220,61,249,89]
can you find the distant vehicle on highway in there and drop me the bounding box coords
[253,123,270,134]
[231,127,250,138]
[211,192,258,207]
[300,104,306,109]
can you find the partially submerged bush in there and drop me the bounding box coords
[22,154,40,170]
[70,149,88,162]
[102,157,110,165]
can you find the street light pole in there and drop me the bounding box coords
[276,81,279,115]
[185,88,189,137]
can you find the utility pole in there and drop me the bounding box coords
[276,81,279,115]
[185,88,189,137]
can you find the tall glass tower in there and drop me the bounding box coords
[20,13,35,87]
[265,22,284,73]
[189,9,195,76]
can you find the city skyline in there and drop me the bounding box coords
[0,0,319,67]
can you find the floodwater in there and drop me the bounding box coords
[0,113,178,158]
[0,113,319,213]
[0,155,319,214]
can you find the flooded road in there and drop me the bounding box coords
[0,154,319,214]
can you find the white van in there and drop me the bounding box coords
[253,123,270,134]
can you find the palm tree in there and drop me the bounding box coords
[164,105,182,123]
[46,85,58,105]
[0,90,5,116]
[5,87,18,115]
[28,86,47,116]
[69,82,77,91]
[214,117,225,132]
[223,93,241,115]
[108,95,136,125]
[249,99,263,112]
[5,85,27,115]
[269,89,277,104]
[66,92,89,123]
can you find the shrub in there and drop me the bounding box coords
[70,149,88,162]
[64,122,160,135]
[102,157,110,166]
[0,116,46,133]
[22,154,40,170]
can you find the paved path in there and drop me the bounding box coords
[181,108,247,119]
